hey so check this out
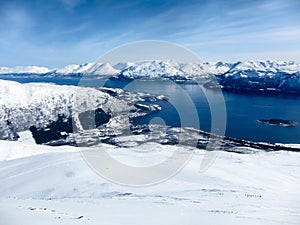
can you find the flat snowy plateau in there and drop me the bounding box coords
[0,131,300,225]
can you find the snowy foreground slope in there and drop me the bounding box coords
[0,132,300,225]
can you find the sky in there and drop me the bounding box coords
[0,0,299,67]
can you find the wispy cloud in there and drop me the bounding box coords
[0,0,299,66]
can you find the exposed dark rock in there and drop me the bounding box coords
[30,114,73,144]
[6,120,20,140]
[257,119,298,127]
[78,108,111,130]
[30,109,111,144]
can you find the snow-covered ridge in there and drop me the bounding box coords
[56,62,119,75]
[0,79,167,142]
[0,80,131,140]
[117,60,216,80]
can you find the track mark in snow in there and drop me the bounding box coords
[24,205,89,220]
[208,209,238,214]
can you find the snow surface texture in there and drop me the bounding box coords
[0,80,131,140]
[0,131,299,225]
[1,60,300,93]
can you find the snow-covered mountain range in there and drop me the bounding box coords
[1,60,298,76]
[1,60,300,93]
[0,60,226,76]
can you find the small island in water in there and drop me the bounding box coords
[257,119,298,127]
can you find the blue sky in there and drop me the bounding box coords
[0,0,299,67]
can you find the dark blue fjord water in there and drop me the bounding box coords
[1,76,300,144]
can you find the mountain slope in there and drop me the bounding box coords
[55,62,120,75]
[0,80,131,140]
[217,60,300,93]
